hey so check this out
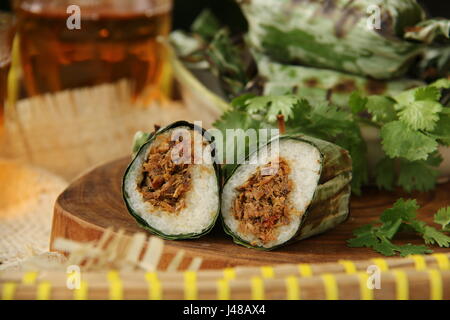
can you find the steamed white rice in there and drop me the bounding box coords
[124,127,219,236]
[221,139,322,248]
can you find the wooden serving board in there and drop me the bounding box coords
[51,158,450,269]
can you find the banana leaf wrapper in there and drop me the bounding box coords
[221,134,352,250]
[404,19,450,44]
[123,121,221,240]
[239,0,429,79]
[256,55,424,107]
[171,30,424,106]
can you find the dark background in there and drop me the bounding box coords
[1,0,449,31]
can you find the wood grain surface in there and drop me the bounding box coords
[51,158,450,269]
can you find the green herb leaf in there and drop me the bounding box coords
[378,219,403,240]
[422,226,450,247]
[430,114,450,145]
[286,98,313,126]
[307,103,353,129]
[431,78,450,89]
[347,223,433,257]
[230,93,257,110]
[380,121,438,161]
[245,95,299,122]
[404,208,450,247]
[212,109,263,171]
[374,157,396,191]
[380,199,419,224]
[397,159,439,192]
[213,109,258,133]
[414,86,441,101]
[349,91,367,114]
[372,238,400,256]
[434,207,450,231]
[347,232,379,248]
[366,96,397,123]
[395,244,432,257]
[394,88,417,106]
[398,100,442,131]
[348,198,449,257]
[339,134,368,195]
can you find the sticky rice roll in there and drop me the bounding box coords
[221,135,352,250]
[123,121,220,240]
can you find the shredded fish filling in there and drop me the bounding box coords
[233,158,293,244]
[138,133,193,214]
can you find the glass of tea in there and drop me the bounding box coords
[0,12,14,129]
[5,0,176,179]
[0,11,15,158]
[13,0,172,102]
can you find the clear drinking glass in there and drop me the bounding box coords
[0,12,14,157]
[0,12,14,129]
[5,0,177,179]
[14,0,173,102]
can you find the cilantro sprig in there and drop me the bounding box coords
[349,78,450,193]
[347,199,450,256]
[434,207,450,232]
[213,95,368,193]
[213,79,450,194]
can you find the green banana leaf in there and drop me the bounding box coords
[238,0,430,79]
[256,55,424,107]
[404,19,450,44]
[206,29,252,98]
[122,121,221,240]
[171,25,424,107]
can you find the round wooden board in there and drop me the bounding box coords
[51,158,450,269]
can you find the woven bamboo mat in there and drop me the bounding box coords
[1,227,449,300]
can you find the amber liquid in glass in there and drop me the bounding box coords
[0,62,10,126]
[17,8,171,100]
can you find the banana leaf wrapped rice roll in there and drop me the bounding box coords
[256,55,424,107]
[239,0,428,79]
[123,121,220,240]
[221,135,352,250]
